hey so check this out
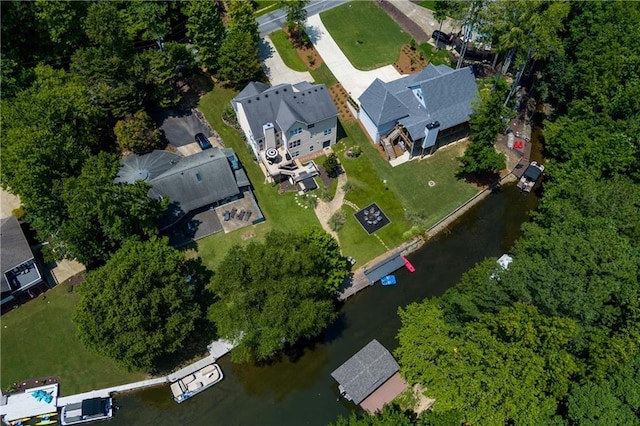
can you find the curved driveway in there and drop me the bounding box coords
[259,36,313,86]
[306,14,401,102]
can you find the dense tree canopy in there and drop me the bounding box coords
[185,0,225,72]
[457,83,509,176]
[208,229,350,363]
[56,153,165,268]
[114,111,164,154]
[0,65,106,236]
[74,238,201,372]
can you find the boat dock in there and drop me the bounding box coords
[0,336,238,421]
[56,377,169,407]
[338,240,419,301]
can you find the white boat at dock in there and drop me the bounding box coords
[59,397,113,425]
[169,362,223,403]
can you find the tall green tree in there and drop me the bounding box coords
[208,229,349,363]
[396,301,578,425]
[281,0,310,46]
[185,0,225,71]
[457,83,509,176]
[114,111,164,154]
[0,65,106,237]
[122,0,170,43]
[217,30,262,88]
[56,153,165,267]
[74,238,201,372]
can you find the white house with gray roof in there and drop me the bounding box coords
[358,64,478,160]
[232,81,338,182]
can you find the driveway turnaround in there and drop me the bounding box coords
[260,36,313,86]
[306,14,401,102]
[391,0,459,40]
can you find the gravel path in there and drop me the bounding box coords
[313,173,348,241]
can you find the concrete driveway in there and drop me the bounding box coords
[260,36,313,86]
[392,0,460,40]
[306,14,401,102]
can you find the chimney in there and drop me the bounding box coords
[263,123,276,150]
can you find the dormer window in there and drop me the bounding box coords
[289,127,302,137]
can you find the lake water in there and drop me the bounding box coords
[111,181,539,426]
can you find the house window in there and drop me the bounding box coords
[289,140,301,149]
[322,140,331,148]
[323,128,332,136]
[309,145,314,152]
[308,123,315,129]
[292,151,300,158]
[195,173,202,182]
[289,127,302,137]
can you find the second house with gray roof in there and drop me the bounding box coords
[358,64,478,161]
[232,81,338,182]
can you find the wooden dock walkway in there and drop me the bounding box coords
[54,337,236,407]
[56,377,168,406]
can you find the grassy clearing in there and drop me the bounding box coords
[0,285,146,395]
[331,123,412,264]
[420,43,453,66]
[310,62,338,86]
[340,121,479,230]
[320,2,410,70]
[269,30,308,72]
[196,87,319,269]
[254,0,279,17]
[418,0,437,11]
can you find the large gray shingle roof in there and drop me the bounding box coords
[359,65,478,140]
[115,149,241,229]
[1,216,34,293]
[331,339,399,404]
[233,82,338,139]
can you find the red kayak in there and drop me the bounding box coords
[402,256,415,273]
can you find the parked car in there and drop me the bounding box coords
[184,221,196,237]
[432,30,452,44]
[195,133,212,150]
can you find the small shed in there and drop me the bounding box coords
[331,339,408,413]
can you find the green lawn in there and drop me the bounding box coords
[340,121,479,230]
[254,0,279,17]
[420,43,453,66]
[418,0,438,11]
[196,87,319,269]
[320,2,411,70]
[269,30,308,72]
[1,285,146,395]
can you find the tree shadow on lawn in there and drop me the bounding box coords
[456,171,501,192]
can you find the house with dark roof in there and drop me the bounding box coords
[1,216,43,306]
[358,64,478,160]
[115,148,250,231]
[331,339,408,414]
[231,81,338,182]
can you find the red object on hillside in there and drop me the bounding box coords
[402,256,415,273]
[514,140,524,149]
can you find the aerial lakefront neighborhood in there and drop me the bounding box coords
[1,1,639,425]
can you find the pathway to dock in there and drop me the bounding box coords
[53,338,235,407]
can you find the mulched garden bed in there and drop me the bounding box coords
[328,83,356,121]
[394,44,428,74]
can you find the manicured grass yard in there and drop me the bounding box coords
[340,121,479,230]
[269,30,308,72]
[254,0,279,17]
[320,2,411,70]
[196,87,319,269]
[0,285,146,395]
[418,0,438,11]
[420,43,453,66]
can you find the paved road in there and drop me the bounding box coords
[258,0,348,36]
